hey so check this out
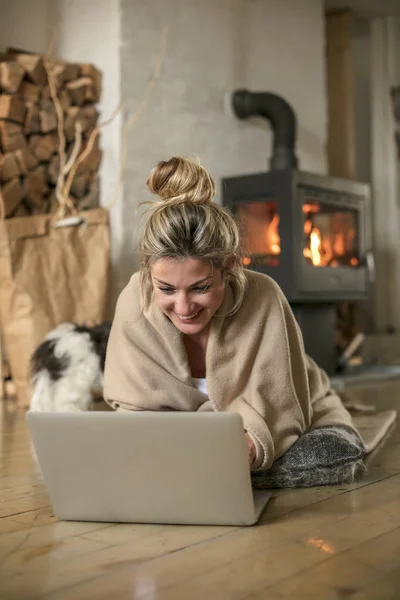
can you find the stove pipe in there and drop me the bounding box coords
[232,89,298,171]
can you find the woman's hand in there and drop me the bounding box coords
[245,431,256,466]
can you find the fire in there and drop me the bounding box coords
[302,205,358,267]
[302,203,321,214]
[267,213,280,255]
[303,226,323,265]
[240,201,359,268]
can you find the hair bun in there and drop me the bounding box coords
[146,156,216,205]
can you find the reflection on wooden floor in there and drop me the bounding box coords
[1,381,400,600]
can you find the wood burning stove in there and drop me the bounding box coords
[222,90,373,375]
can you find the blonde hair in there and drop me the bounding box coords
[140,156,247,315]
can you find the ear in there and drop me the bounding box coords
[222,255,236,281]
[226,254,236,269]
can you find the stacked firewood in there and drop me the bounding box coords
[0,49,102,218]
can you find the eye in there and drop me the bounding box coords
[192,285,211,293]
[158,287,175,294]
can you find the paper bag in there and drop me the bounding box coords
[0,208,110,407]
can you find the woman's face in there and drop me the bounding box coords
[151,258,225,336]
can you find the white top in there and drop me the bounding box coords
[192,377,208,396]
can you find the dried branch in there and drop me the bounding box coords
[62,101,124,203]
[43,59,69,213]
[46,28,59,59]
[63,121,83,175]
[0,188,5,221]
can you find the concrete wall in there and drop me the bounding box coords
[53,0,122,276]
[0,0,328,301]
[118,0,328,289]
[0,0,52,53]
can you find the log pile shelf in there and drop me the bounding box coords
[0,49,102,218]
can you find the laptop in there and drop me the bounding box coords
[27,411,271,526]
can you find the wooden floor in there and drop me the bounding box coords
[1,381,400,600]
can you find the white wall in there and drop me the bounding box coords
[54,0,122,279]
[0,0,328,302]
[0,0,52,53]
[119,0,327,288]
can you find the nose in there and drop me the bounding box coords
[175,291,193,316]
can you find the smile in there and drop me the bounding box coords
[175,310,203,322]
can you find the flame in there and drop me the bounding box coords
[303,227,323,265]
[302,203,321,214]
[243,201,359,268]
[304,219,313,236]
[267,213,280,255]
[302,205,358,267]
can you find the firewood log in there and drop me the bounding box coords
[77,137,102,174]
[80,64,102,101]
[29,133,58,162]
[0,152,19,181]
[24,103,41,134]
[0,94,26,125]
[70,172,90,198]
[39,107,57,133]
[66,77,96,105]
[19,81,40,104]
[80,105,99,134]
[14,147,39,173]
[76,175,100,210]
[0,61,24,93]
[28,134,41,154]
[59,88,72,112]
[1,177,23,216]
[0,121,27,152]
[23,164,48,208]
[48,153,60,185]
[47,190,59,214]
[12,203,31,217]
[14,54,47,86]
[50,61,80,87]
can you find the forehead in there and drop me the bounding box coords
[151,258,213,285]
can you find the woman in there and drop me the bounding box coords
[104,156,364,472]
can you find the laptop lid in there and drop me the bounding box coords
[27,411,267,526]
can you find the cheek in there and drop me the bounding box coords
[153,291,171,311]
[209,286,225,311]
